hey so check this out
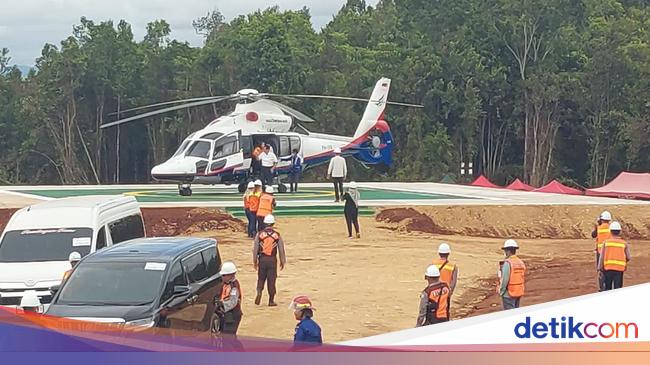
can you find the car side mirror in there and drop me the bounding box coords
[49,284,61,296]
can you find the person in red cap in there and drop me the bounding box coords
[290,295,322,345]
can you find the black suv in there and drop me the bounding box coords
[47,237,223,331]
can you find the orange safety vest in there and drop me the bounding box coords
[258,229,280,256]
[243,193,251,210]
[62,269,72,282]
[432,259,455,287]
[425,282,450,321]
[596,222,611,254]
[256,193,274,217]
[504,256,526,298]
[248,192,260,212]
[220,279,242,310]
[602,237,628,272]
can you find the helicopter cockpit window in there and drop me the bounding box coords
[186,141,211,159]
[172,140,190,157]
[212,135,239,159]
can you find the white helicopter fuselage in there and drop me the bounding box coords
[151,78,395,191]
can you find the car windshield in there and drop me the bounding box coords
[57,262,167,306]
[0,228,93,263]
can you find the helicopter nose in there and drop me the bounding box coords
[151,160,196,182]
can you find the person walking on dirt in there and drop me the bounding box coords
[256,185,276,231]
[592,211,612,291]
[290,295,322,345]
[253,215,286,306]
[433,243,458,295]
[327,147,347,202]
[260,144,278,187]
[214,262,243,335]
[243,182,257,238]
[598,221,631,291]
[342,181,361,238]
[498,239,526,310]
[416,265,451,326]
[282,149,303,193]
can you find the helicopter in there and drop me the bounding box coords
[101,77,422,196]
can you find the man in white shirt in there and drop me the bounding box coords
[259,144,278,186]
[327,147,347,202]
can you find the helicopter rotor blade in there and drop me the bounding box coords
[100,95,236,129]
[108,96,231,116]
[256,97,316,123]
[274,94,424,108]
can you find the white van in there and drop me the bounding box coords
[0,195,145,306]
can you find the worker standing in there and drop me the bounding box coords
[433,243,458,295]
[256,185,276,231]
[416,265,451,326]
[253,215,286,306]
[498,239,526,310]
[592,211,612,291]
[327,147,347,202]
[259,144,278,187]
[243,182,257,238]
[214,262,243,335]
[290,295,322,345]
[598,221,631,291]
[251,143,264,179]
[342,181,361,238]
[62,251,81,282]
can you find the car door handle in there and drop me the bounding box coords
[186,294,198,304]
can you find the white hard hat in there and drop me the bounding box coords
[438,243,451,254]
[20,290,41,308]
[334,147,341,154]
[349,181,358,189]
[68,251,81,262]
[502,239,519,249]
[609,221,622,231]
[247,182,255,189]
[600,211,612,221]
[254,180,263,186]
[425,265,440,278]
[220,261,237,275]
[265,186,274,194]
[264,214,276,224]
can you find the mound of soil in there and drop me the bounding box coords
[377,205,650,240]
[142,207,245,237]
[0,209,17,233]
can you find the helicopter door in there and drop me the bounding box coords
[209,131,244,174]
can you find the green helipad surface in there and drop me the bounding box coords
[15,186,460,203]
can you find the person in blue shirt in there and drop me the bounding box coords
[290,295,322,345]
[281,149,303,193]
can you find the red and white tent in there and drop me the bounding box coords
[586,172,650,200]
[534,180,583,195]
[505,178,535,191]
[470,175,500,188]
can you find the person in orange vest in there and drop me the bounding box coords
[256,185,276,231]
[598,221,631,291]
[214,262,243,335]
[591,211,612,291]
[416,265,451,326]
[62,251,81,283]
[498,239,526,310]
[433,243,458,295]
[252,214,286,307]
[243,182,257,238]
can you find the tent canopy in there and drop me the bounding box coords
[506,178,535,191]
[470,175,500,188]
[586,172,650,200]
[534,180,583,195]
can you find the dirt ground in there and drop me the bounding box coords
[1,204,649,342]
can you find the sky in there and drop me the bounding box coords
[1,0,380,66]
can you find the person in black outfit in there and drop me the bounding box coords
[342,181,360,238]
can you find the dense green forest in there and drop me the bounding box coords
[0,0,648,187]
